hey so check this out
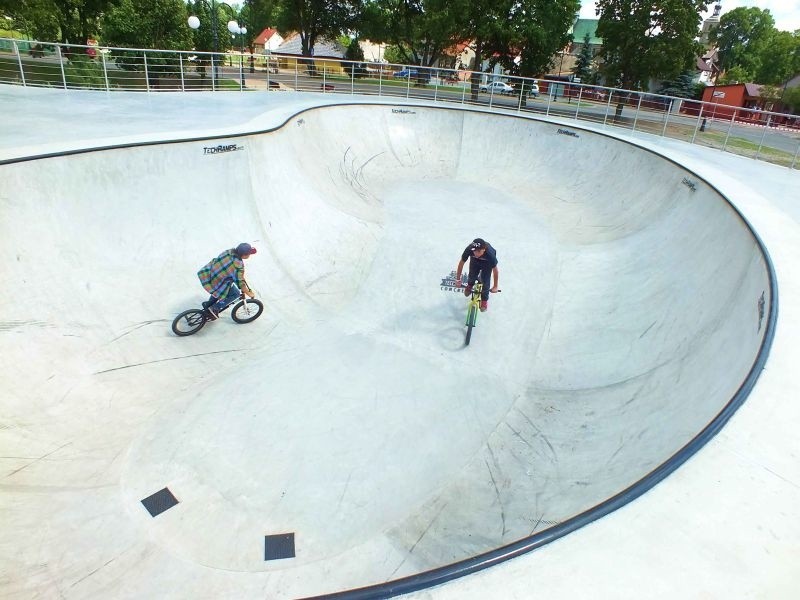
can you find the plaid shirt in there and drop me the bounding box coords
[198,249,247,297]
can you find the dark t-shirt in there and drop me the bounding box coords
[462,243,498,269]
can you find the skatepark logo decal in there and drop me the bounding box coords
[203,144,244,155]
[392,108,416,114]
[441,270,467,292]
[557,128,579,138]
[681,177,697,192]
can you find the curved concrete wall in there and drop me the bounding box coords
[0,104,773,597]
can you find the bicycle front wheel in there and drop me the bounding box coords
[465,305,478,346]
[232,298,264,323]
[172,309,207,336]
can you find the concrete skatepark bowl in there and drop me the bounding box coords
[0,98,781,599]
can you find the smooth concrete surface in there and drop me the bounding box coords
[0,86,798,599]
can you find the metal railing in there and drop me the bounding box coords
[2,37,799,170]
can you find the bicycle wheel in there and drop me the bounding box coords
[465,305,478,346]
[232,298,264,323]
[172,309,207,336]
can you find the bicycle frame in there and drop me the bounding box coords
[465,281,484,327]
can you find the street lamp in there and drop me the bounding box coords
[227,20,247,88]
[188,0,220,85]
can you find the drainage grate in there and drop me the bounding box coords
[140,487,179,517]
[265,533,296,560]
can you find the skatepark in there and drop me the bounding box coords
[1,85,798,599]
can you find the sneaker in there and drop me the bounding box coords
[464,285,473,297]
[480,300,488,312]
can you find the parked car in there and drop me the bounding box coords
[528,80,540,98]
[479,81,514,94]
[394,69,418,78]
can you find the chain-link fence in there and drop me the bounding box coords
[2,37,799,169]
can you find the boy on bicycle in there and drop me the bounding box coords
[198,242,257,320]
[455,238,499,312]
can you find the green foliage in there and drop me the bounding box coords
[275,0,361,57]
[102,0,193,50]
[64,53,106,88]
[718,65,751,85]
[755,29,800,86]
[502,0,581,78]
[359,0,461,67]
[572,31,595,81]
[343,36,367,77]
[657,71,704,99]
[596,0,707,90]
[781,86,800,112]
[712,7,775,78]
[0,0,107,44]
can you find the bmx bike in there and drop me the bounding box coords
[171,291,264,336]
[463,278,500,346]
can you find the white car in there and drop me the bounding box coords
[479,81,514,94]
[528,80,540,98]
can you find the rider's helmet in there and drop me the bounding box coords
[235,242,257,257]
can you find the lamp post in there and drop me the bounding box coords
[188,0,220,85]
[227,20,247,88]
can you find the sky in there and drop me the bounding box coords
[579,1,800,32]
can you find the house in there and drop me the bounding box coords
[272,33,348,74]
[252,28,283,54]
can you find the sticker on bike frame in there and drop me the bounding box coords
[440,270,468,292]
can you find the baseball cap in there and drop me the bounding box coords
[471,238,486,251]
[236,242,257,256]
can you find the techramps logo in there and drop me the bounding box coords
[203,143,245,155]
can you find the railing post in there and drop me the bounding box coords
[546,82,553,116]
[722,110,736,151]
[56,45,67,89]
[791,139,800,170]
[378,65,382,96]
[13,42,26,86]
[575,84,584,120]
[406,69,411,98]
[323,64,327,92]
[755,114,771,161]
[239,51,244,91]
[603,89,613,126]
[632,92,643,131]
[661,97,672,137]
[101,48,109,91]
[690,104,704,144]
[144,52,150,92]
[434,70,439,102]
[211,54,216,91]
[179,54,185,91]
[294,59,298,90]
[351,60,355,95]
[461,78,466,104]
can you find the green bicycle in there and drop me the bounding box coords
[463,280,500,346]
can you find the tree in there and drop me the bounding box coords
[781,85,800,113]
[275,0,361,58]
[596,0,707,90]
[657,71,704,99]
[359,0,463,68]
[755,29,800,86]
[102,0,193,50]
[493,0,581,78]
[572,31,595,82]
[711,7,775,80]
[0,0,111,45]
[342,36,367,77]
[102,0,194,80]
[718,64,751,85]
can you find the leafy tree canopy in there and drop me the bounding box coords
[711,7,775,77]
[596,0,707,90]
[275,0,362,57]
